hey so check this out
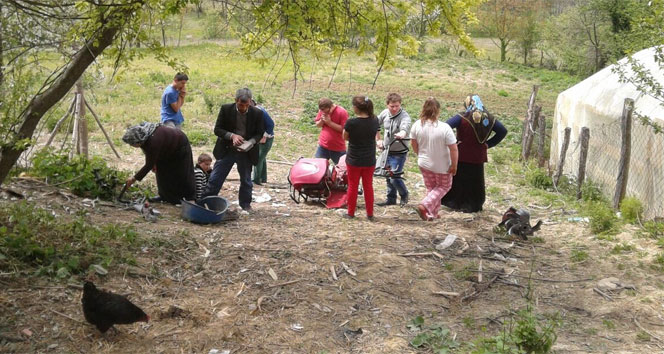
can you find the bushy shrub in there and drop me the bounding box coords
[620,197,643,224]
[31,150,127,200]
[581,181,606,202]
[526,167,553,190]
[585,201,618,234]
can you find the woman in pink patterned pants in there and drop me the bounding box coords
[410,98,458,221]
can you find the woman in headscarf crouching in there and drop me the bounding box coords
[122,122,196,204]
[441,95,507,213]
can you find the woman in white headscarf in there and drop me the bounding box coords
[123,122,195,203]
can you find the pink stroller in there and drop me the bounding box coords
[287,156,348,208]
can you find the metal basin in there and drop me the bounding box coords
[181,196,228,224]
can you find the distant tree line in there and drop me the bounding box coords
[468,0,663,76]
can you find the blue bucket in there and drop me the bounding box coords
[181,196,228,224]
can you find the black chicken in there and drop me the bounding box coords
[498,207,542,240]
[82,281,149,333]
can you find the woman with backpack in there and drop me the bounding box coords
[342,96,380,221]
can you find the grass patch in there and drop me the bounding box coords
[620,197,643,224]
[570,249,589,263]
[611,243,635,255]
[0,201,143,278]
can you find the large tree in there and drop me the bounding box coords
[0,0,481,185]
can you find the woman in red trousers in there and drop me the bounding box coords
[342,96,380,220]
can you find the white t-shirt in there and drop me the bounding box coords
[410,119,457,173]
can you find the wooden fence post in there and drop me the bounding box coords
[613,98,634,209]
[554,127,571,187]
[577,127,590,199]
[537,113,547,167]
[76,79,88,159]
[521,85,540,160]
[524,105,542,160]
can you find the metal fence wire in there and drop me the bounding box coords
[562,116,664,219]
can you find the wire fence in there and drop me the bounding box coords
[562,115,664,218]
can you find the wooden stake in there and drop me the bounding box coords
[553,127,571,187]
[523,105,541,160]
[521,85,539,160]
[85,99,121,159]
[45,97,76,147]
[537,113,547,167]
[613,98,634,209]
[76,80,88,159]
[69,93,80,159]
[577,127,590,199]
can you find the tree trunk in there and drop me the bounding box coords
[76,80,88,159]
[0,2,4,87]
[500,39,507,62]
[161,20,167,47]
[0,6,135,185]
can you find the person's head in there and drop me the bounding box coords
[386,93,402,116]
[420,97,441,122]
[197,153,213,172]
[318,98,334,115]
[351,95,374,118]
[235,87,253,113]
[173,72,188,90]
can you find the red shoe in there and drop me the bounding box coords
[415,204,429,221]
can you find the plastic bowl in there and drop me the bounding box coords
[181,196,228,224]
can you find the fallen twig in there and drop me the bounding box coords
[266,159,294,166]
[462,275,499,302]
[50,309,84,324]
[397,252,445,260]
[266,279,303,289]
[330,265,338,281]
[469,270,592,283]
[634,317,664,343]
[593,287,614,301]
[341,262,357,276]
[0,333,25,342]
[432,291,460,297]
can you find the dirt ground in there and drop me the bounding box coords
[2,155,664,353]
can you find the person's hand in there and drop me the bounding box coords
[126,176,136,187]
[179,90,187,97]
[321,114,330,124]
[448,165,457,176]
[232,133,245,146]
[260,136,267,144]
[394,131,406,139]
[377,140,384,150]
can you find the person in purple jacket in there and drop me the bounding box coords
[441,94,507,213]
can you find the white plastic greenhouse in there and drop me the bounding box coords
[550,46,664,218]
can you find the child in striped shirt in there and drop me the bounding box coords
[194,153,213,199]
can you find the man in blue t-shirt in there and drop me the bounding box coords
[160,72,189,129]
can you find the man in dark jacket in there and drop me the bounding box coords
[202,88,265,211]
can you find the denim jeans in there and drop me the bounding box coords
[203,151,253,209]
[385,153,408,203]
[315,145,346,165]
